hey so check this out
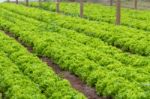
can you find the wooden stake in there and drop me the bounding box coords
[116,0,121,25]
[80,0,83,17]
[39,0,42,7]
[16,0,18,4]
[26,0,29,6]
[110,0,113,6]
[56,0,60,13]
[134,0,137,9]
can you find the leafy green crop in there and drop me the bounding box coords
[2,3,150,56]
[0,30,85,99]
[0,50,46,99]
[29,2,150,31]
[0,4,150,98]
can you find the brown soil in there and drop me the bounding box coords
[4,31,111,99]
[41,56,105,99]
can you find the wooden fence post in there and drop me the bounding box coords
[80,0,83,17]
[26,0,29,6]
[134,0,137,9]
[110,0,113,6]
[39,0,42,7]
[16,0,18,4]
[116,0,121,25]
[56,0,60,13]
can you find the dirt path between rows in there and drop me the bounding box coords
[4,31,111,99]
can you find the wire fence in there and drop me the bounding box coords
[3,0,150,10]
[3,0,150,25]
[66,0,150,10]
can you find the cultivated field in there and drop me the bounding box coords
[0,2,150,99]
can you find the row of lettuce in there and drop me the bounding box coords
[2,3,150,56]
[0,4,150,99]
[1,5,150,67]
[29,2,150,31]
[0,32,85,98]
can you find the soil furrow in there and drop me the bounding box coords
[2,31,110,99]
